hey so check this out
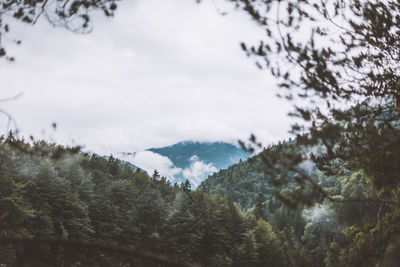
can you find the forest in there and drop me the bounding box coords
[2,0,400,266]
[0,129,399,266]
[0,136,287,266]
[200,134,398,266]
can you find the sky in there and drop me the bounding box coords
[1,0,294,156]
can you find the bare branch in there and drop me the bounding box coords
[32,0,49,25]
[0,92,23,103]
[0,108,18,135]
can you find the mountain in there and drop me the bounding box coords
[119,141,250,188]
[198,150,272,210]
[148,141,250,169]
[198,139,304,210]
[0,138,288,266]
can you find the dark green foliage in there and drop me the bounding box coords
[199,136,400,266]
[198,149,277,210]
[3,0,400,265]
[253,192,267,220]
[0,137,286,266]
[205,1,400,265]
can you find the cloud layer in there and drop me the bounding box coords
[182,156,218,187]
[1,0,294,154]
[129,151,182,179]
[120,152,218,188]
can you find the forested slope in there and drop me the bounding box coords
[199,139,397,267]
[1,134,398,266]
[198,151,274,210]
[0,135,287,267]
[198,140,299,211]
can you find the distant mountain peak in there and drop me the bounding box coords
[119,141,250,188]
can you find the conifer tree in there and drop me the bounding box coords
[253,192,267,220]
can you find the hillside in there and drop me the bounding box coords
[198,140,388,266]
[198,151,274,210]
[120,141,250,187]
[198,140,303,211]
[148,141,250,169]
[1,136,396,267]
[0,137,286,266]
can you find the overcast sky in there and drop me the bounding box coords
[1,0,294,155]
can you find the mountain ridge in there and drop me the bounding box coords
[118,141,251,187]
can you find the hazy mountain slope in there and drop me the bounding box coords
[198,151,274,210]
[119,141,250,188]
[198,139,304,210]
[148,141,250,169]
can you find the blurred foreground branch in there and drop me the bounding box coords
[0,236,201,267]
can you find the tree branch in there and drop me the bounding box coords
[0,236,202,267]
[0,92,22,103]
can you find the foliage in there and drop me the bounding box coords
[206,0,400,265]
[0,0,119,61]
[2,0,400,265]
[0,136,286,266]
[200,136,400,266]
[199,147,278,210]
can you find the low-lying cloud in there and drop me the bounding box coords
[125,151,181,179]
[182,155,218,187]
[120,152,218,188]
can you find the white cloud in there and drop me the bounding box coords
[182,156,218,188]
[119,151,218,188]
[127,151,182,180]
[1,0,295,155]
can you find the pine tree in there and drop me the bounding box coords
[253,193,267,221]
[151,169,160,181]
